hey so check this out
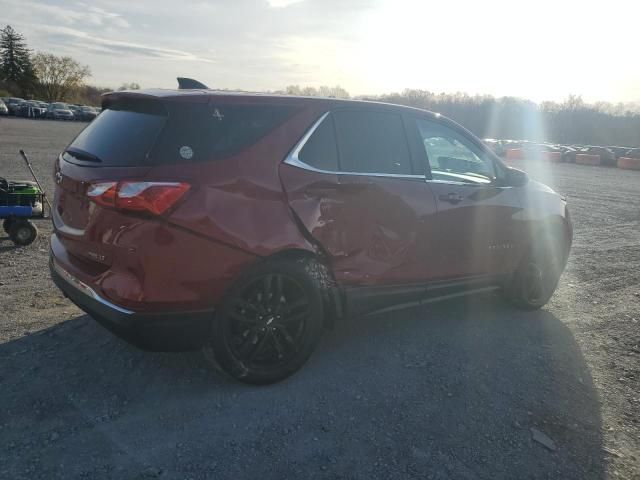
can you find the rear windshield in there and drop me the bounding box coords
[65,105,166,165]
[64,98,296,166]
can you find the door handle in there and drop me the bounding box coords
[439,193,464,204]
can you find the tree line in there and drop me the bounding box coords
[365,90,640,147]
[285,87,640,147]
[0,25,94,103]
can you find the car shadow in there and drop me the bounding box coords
[0,294,604,479]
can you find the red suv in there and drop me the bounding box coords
[50,87,572,384]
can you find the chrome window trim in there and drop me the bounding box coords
[426,179,495,187]
[52,258,134,315]
[283,111,424,180]
[426,179,469,186]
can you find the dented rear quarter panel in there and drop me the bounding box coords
[164,101,327,257]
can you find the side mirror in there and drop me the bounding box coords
[506,167,528,187]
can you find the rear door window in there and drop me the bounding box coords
[297,115,339,171]
[333,110,412,175]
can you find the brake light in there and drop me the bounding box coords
[86,182,117,208]
[87,181,191,215]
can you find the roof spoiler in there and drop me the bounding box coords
[177,77,209,89]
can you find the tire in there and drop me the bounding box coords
[2,218,12,234]
[9,220,38,246]
[205,258,325,385]
[504,244,563,310]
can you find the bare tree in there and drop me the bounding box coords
[283,84,349,98]
[118,82,141,91]
[66,84,111,106]
[366,90,640,147]
[32,52,91,102]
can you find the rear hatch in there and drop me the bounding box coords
[53,94,172,267]
[54,91,298,267]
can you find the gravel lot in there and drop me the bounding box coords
[1,117,639,479]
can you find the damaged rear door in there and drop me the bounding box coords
[279,108,439,310]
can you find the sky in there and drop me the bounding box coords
[2,0,639,103]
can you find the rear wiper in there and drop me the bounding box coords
[64,147,102,163]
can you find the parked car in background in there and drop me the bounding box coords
[67,104,83,120]
[0,99,8,115]
[46,102,75,121]
[482,138,505,156]
[5,97,25,115]
[608,146,632,160]
[624,148,640,159]
[559,145,578,163]
[17,100,47,118]
[521,142,561,159]
[16,100,34,118]
[581,146,616,166]
[78,105,98,121]
[50,87,573,384]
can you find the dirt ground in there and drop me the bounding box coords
[0,117,639,480]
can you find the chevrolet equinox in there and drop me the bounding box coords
[50,85,572,384]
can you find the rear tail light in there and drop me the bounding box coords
[86,182,117,208]
[87,181,190,215]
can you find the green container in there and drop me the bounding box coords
[3,182,42,207]
[13,185,40,195]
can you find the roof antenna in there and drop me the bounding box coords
[177,77,209,89]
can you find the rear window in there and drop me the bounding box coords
[298,115,339,171]
[65,104,166,166]
[151,103,296,163]
[65,99,295,166]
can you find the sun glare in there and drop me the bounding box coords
[339,0,639,102]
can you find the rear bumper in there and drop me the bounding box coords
[50,257,212,352]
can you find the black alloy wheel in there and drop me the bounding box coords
[506,246,562,310]
[207,259,325,384]
[521,261,547,305]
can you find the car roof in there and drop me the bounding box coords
[103,88,440,118]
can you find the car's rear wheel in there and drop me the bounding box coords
[504,245,562,310]
[206,259,325,385]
